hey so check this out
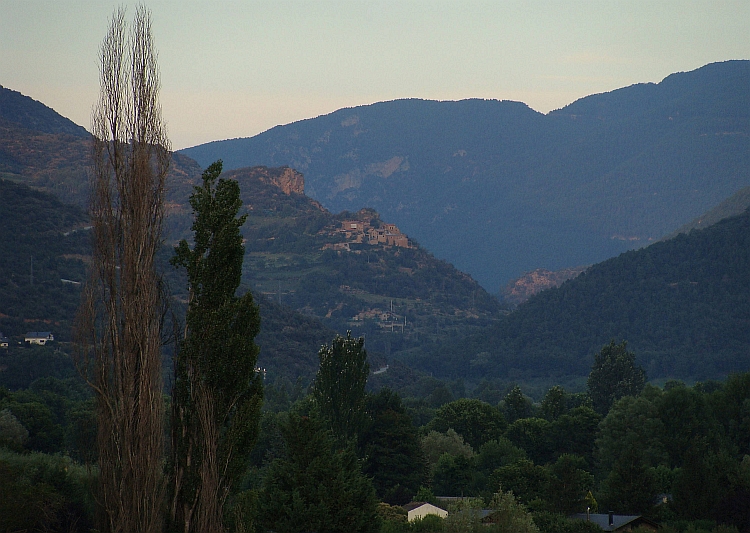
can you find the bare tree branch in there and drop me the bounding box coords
[75,6,170,533]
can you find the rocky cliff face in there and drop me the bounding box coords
[256,166,304,195]
[501,266,587,306]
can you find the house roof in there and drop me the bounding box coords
[24,331,52,338]
[571,513,659,532]
[402,502,447,513]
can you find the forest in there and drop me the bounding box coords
[1,339,749,532]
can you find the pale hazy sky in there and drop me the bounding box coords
[2,1,748,150]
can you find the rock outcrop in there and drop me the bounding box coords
[501,266,587,306]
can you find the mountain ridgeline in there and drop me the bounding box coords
[181,60,750,290]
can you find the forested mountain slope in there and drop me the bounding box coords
[665,185,750,238]
[410,208,750,384]
[181,60,750,290]
[0,179,90,341]
[0,178,335,386]
[166,165,502,378]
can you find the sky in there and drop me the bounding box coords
[1,1,748,150]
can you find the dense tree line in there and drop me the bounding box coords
[2,337,750,532]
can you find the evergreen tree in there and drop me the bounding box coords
[587,340,646,415]
[360,388,427,505]
[257,413,380,533]
[601,441,657,514]
[169,160,263,532]
[312,331,369,445]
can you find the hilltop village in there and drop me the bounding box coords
[322,217,412,252]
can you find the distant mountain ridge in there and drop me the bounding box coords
[0,85,204,207]
[0,85,88,137]
[181,60,750,290]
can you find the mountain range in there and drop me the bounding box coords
[181,60,750,291]
[2,61,750,392]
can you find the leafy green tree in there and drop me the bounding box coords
[531,511,603,533]
[410,514,445,532]
[505,418,554,465]
[360,388,426,505]
[414,486,439,505]
[671,439,739,521]
[548,406,601,466]
[547,454,594,514]
[376,502,408,531]
[540,386,568,421]
[475,438,527,477]
[710,372,750,456]
[427,398,507,449]
[2,399,63,453]
[503,386,533,423]
[256,413,380,533]
[0,409,27,450]
[0,450,95,532]
[657,382,723,467]
[483,491,539,533]
[432,453,477,497]
[596,393,667,474]
[422,429,474,475]
[312,331,369,445]
[600,441,657,514]
[491,459,551,506]
[169,160,263,532]
[443,497,484,533]
[587,340,646,415]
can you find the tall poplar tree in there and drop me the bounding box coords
[76,7,169,532]
[169,161,263,533]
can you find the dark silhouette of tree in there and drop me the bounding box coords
[360,388,426,505]
[75,7,169,532]
[169,161,263,532]
[256,413,379,533]
[427,398,506,449]
[601,441,657,514]
[587,340,646,415]
[547,454,594,514]
[312,331,369,445]
[503,385,533,423]
[540,385,568,421]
